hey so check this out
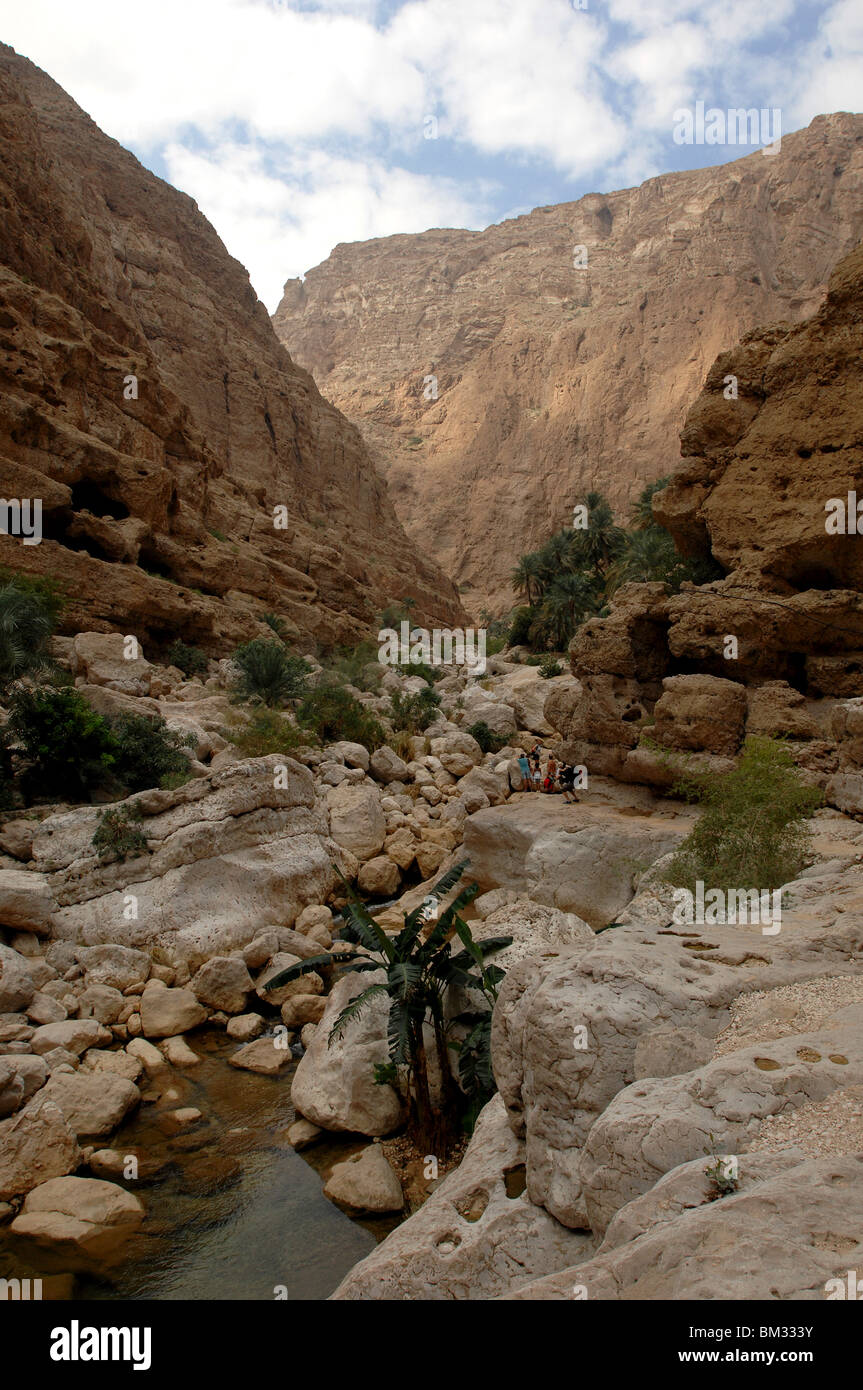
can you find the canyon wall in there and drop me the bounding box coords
[274,115,863,614]
[0,44,464,654]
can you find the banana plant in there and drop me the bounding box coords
[263,859,511,1151]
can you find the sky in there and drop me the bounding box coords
[0,0,860,311]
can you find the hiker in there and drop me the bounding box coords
[544,753,558,793]
[560,762,579,803]
[517,751,531,791]
[531,747,542,791]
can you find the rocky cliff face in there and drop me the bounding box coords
[0,44,464,654]
[546,239,863,808]
[273,115,863,613]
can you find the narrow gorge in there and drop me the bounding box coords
[0,20,861,1330]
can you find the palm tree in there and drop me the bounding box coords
[631,478,670,530]
[570,491,625,577]
[0,583,57,693]
[263,861,511,1152]
[537,571,600,649]
[510,552,543,606]
[605,526,680,595]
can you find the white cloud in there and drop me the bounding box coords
[163,140,493,309]
[0,0,859,308]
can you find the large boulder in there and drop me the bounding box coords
[0,1098,82,1200]
[34,757,339,968]
[579,1010,863,1235]
[77,944,150,991]
[473,899,594,973]
[652,673,747,757]
[191,955,253,1013]
[463,798,685,928]
[357,855,401,897]
[0,869,55,934]
[324,1144,404,1213]
[291,970,402,1136]
[70,631,152,694]
[30,1019,112,1057]
[0,1055,48,1118]
[139,983,207,1038]
[507,1154,863,1300]
[326,782,386,863]
[11,1175,145,1263]
[370,747,409,784]
[332,1096,591,1299]
[39,1071,140,1140]
[0,943,36,1012]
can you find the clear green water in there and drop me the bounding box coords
[0,1031,401,1302]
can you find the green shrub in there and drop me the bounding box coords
[539,655,563,678]
[232,639,311,706]
[92,804,148,861]
[466,721,507,754]
[0,581,60,693]
[108,713,195,793]
[388,686,441,734]
[208,527,227,542]
[663,737,823,895]
[224,708,311,758]
[507,606,533,648]
[9,687,118,800]
[323,639,381,691]
[262,612,288,640]
[297,685,385,751]
[166,639,209,678]
[396,660,441,685]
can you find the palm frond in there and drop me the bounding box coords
[327,983,388,1047]
[261,952,337,993]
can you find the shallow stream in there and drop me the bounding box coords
[0,1032,401,1301]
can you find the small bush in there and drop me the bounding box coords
[297,685,385,751]
[232,639,311,707]
[9,687,118,800]
[396,660,441,685]
[166,640,209,678]
[262,613,288,640]
[0,581,60,693]
[663,737,823,895]
[388,686,441,734]
[224,708,311,758]
[208,527,228,542]
[108,713,195,793]
[539,656,563,678]
[324,640,381,692]
[388,728,415,760]
[507,606,533,648]
[92,804,148,861]
[466,721,507,754]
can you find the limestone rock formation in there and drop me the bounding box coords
[548,240,863,792]
[0,43,463,653]
[274,115,863,612]
[331,1095,591,1299]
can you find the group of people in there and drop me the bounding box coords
[516,744,579,803]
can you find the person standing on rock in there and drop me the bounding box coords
[517,751,532,791]
[560,762,579,804]
[531,744,543,790]
[544,753,558,793]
